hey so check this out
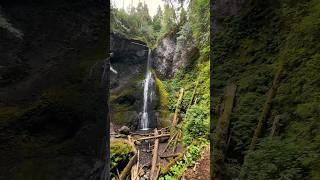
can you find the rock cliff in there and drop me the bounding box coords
[152,30,199,80]
[110,34,159,130]
[0,0,108,179]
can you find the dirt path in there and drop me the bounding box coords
[183,147,210,180]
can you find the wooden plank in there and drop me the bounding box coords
[135,134,170,141]
[119,153,137,180]
[150,129,160,179]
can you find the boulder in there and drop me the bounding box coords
[119,126,130,135]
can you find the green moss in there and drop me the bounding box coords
[213,0,320,178]
[110,139,134,177]
[0,106,19,122]
[153,71,169,111]
[111,111,131,125]
[153,70,170,127]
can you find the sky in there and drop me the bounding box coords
[111,0,165,17]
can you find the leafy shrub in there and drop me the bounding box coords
[159,139,208,179]
[182,104,209,144]
[241,138,318,180]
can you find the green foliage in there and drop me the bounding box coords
[231,93,265,152]
[110,140,134,178]
[241,138,319,179]
[161,4,177,36]
[111,2,184,47]
[111,3,157,46]
[213,0,320,178]
[159,139,208,179]
[189,0,210,47]
[182,104,209,144]
[175,22,192,55]
[152,5,163,35]
[161,52,209,178]
[111,1,211,178]
[164,60,210,113]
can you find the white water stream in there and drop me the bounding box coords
[140,49,154,130]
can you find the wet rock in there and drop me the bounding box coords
[152,31,200,80]
[160,136,170,143]
[110,34,150,130]
[143,171,150,179]
[119,126,130,135]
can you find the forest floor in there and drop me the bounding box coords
[183,147,210,180]
[111,127,185,179]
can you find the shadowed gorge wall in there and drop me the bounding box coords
[0,0,109,179]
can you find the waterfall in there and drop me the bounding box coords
[141,49,154,130]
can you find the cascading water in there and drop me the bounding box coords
[141,49,154,130]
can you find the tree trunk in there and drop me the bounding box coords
[173,88,184,126]
[212,84,237,180]
[249,67,283,151]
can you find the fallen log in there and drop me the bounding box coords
[118,136,138,180]
[127,135,137,153]
[136,134,170,141]
[162,132,178,153]
[160,150,186,176]
[131,164,138,180]
[119,153,137,180]
[131,150,140,180]
[188,80,199,109]
[150,129,160,179]
[173,88,184,126]
[130,132,154,136]
[160,153,180,158]
[172,131,181,153]
[249,66,283,151]
[212,84,237,180]
[172,135,178,153]
[154,163,161,180]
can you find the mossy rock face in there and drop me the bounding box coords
[153,71,170,127]
[112,111,139,128]
[159,112,172,128]
[110,78,143,128]
[110,40,147,129]
[110,36,163,129]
